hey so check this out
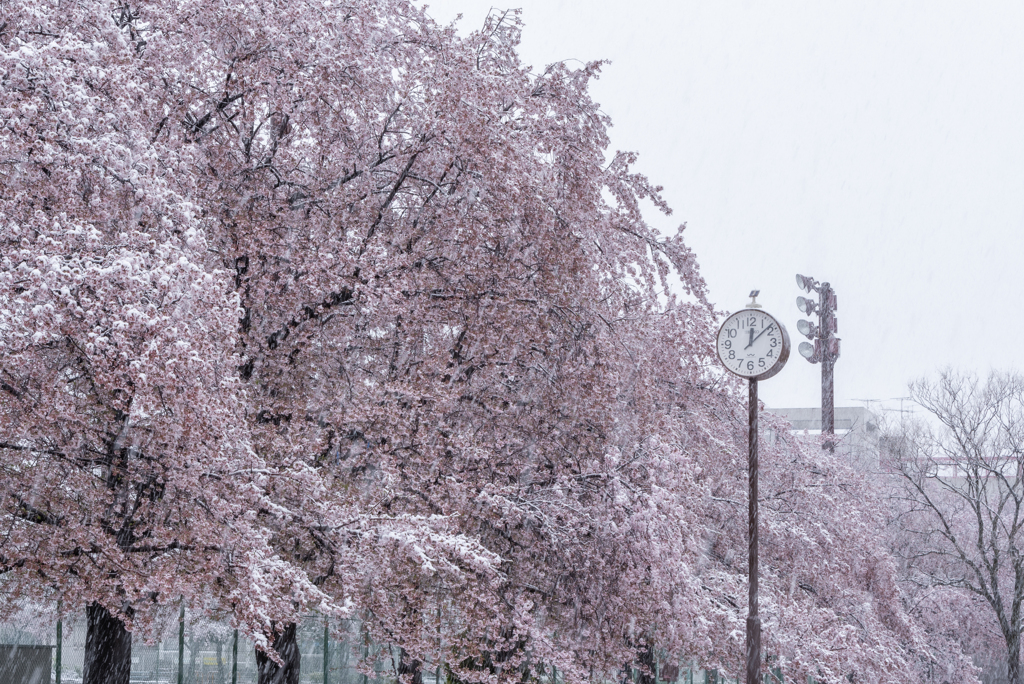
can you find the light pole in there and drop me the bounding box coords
[795,275,841,452]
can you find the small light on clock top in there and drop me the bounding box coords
[716,290,791,381]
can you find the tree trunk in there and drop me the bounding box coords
[1007,632,1022,684]
[83,603,132,684]
[398,649,423,684]
[635,643,656,684]
[256,623,300,684]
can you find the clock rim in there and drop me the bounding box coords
[715,309,791,381]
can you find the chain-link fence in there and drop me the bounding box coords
[0,610,403,684]
[1,610,789,684]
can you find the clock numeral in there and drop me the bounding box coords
[723,340,731,349]
[759,358,766,368]
[747,361,754,372]
[769,338,777,347]
[767,348,774,357]
[728,350,735,359]
[727,328,737,339]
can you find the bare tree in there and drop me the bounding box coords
[886,370,1024,684]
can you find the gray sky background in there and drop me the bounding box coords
[418,0,1024,418]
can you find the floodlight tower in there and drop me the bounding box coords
[795,275,840,452]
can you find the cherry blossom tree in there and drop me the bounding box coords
[0,2,363,682]
[120,1,715,678]
[0,1,972,683]
[758,415,981,683]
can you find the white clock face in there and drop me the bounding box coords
[717,309,790,379]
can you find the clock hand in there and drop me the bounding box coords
[749,324,775,346]
[745,327,755,349]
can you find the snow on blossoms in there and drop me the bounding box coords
[0,0,974,682]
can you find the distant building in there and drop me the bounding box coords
[768,406,880,467]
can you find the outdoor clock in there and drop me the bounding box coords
[716,294,791,381]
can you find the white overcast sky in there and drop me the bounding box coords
[418,0,1024,418]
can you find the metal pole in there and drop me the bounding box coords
[231,630,238,684]
[323,622,329,684]
[819,283,835,452]
[822,354,835,452]
[178,605,185,684]
[746,378,760,684]
[55,604,62,684]
[361,633,369,684]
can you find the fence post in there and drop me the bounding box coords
[323,622,329,684]
[178,604,185,684]
[232,630,238,684]
[55,602,62,684]
[361,633,369,684]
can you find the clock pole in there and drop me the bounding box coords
[715,290,790,684]
[747,376,760,684]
